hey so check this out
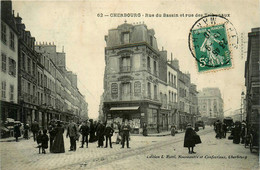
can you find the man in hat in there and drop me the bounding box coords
[79,121,90,148]
[121,121,131,148]
[66,119,78,151]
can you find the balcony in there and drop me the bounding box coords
[120,66,131,72]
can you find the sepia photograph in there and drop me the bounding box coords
[0,0,259,169]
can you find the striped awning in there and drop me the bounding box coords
[110,106,139,111]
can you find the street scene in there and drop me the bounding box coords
[0,0,259,170]
[1,127,258,170]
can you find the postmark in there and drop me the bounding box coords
[188,15,238,72]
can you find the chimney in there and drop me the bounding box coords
[162,46,164,51]
[62,46,64,52]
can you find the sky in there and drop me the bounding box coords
[12,0,259,119]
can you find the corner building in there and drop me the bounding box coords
[103,23,161,133]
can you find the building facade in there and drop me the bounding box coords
[198,88,224,124]
[103,22,198,133]
[245,27,260,127]
[1,1,20,122]
[15,13,38,125]
[103,22,161,133]
[1,1,88,127]
[35,43,88,128]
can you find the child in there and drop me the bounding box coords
[36,130,42,154]
[41,129,49,154]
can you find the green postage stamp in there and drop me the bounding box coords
[192,24,231,72]
[189,15,238,72]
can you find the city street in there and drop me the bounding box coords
[0,127,258,170]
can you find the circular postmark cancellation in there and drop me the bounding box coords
[188,14,239,72]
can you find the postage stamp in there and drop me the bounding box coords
[188,15,238,72]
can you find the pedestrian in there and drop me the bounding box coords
[233,121,241,144]
[66,119,78,151]
[195,123,199,132]
[79,121,89,148]
[215,120,222,139]
[104,123,114,148]
[171,125,176,136]
[14,123,21,142]
[89,119,96,143]
[240,121,246,144]
[96,120,105,148]
[31,119,40,142]
[52,120,65,153]
[41,129,49,154]
[143,123,148,136]
[121,121,131,149]
[222,123,227,138]
[184,123,197,154]
[36,130,43,154]
[49,120,56,153]
[23,122,30,139]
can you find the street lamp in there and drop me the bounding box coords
[241,91,245,121]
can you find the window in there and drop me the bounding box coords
[33,85,35,97]
[21,52,26,70]
[154,61,157,75]
[121,56,131,72]
[10,31,15,50]
[8,58,16,76]
[121,82,131,95]
[1,81,6,99]
[27,82,30,95]
[27,57,31,74]
[122,32,129,44]
[147,82,151,98]
[1,22,6,43]
[154,85,157,99]
[2,53,6,72]
[10,85,14,102]
[147,56,151,71]
[169,91,171,102]
[32,62,36,76]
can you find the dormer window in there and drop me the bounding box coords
[122,32,130,44]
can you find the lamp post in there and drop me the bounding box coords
[241,91,245,121]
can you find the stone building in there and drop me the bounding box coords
[103,22,198,133]
[158,51,178,131]
[1,1,20,122]
[245,27,260,127]
[103,22,161,133]
[15,14,38,124]
[35,43,88,127]
[198,87,224,124]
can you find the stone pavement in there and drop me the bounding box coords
[0,128,189,170]
[88,130,259,170]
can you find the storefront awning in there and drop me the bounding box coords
[110,106,139,111]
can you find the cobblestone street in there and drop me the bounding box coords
[1,127,258,170]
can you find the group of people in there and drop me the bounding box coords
[214,120,228,139]
[23,118,133,154]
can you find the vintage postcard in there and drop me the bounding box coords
[0,0,259,169]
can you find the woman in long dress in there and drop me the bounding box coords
[184,123,196,154]
[52,121,65,153]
